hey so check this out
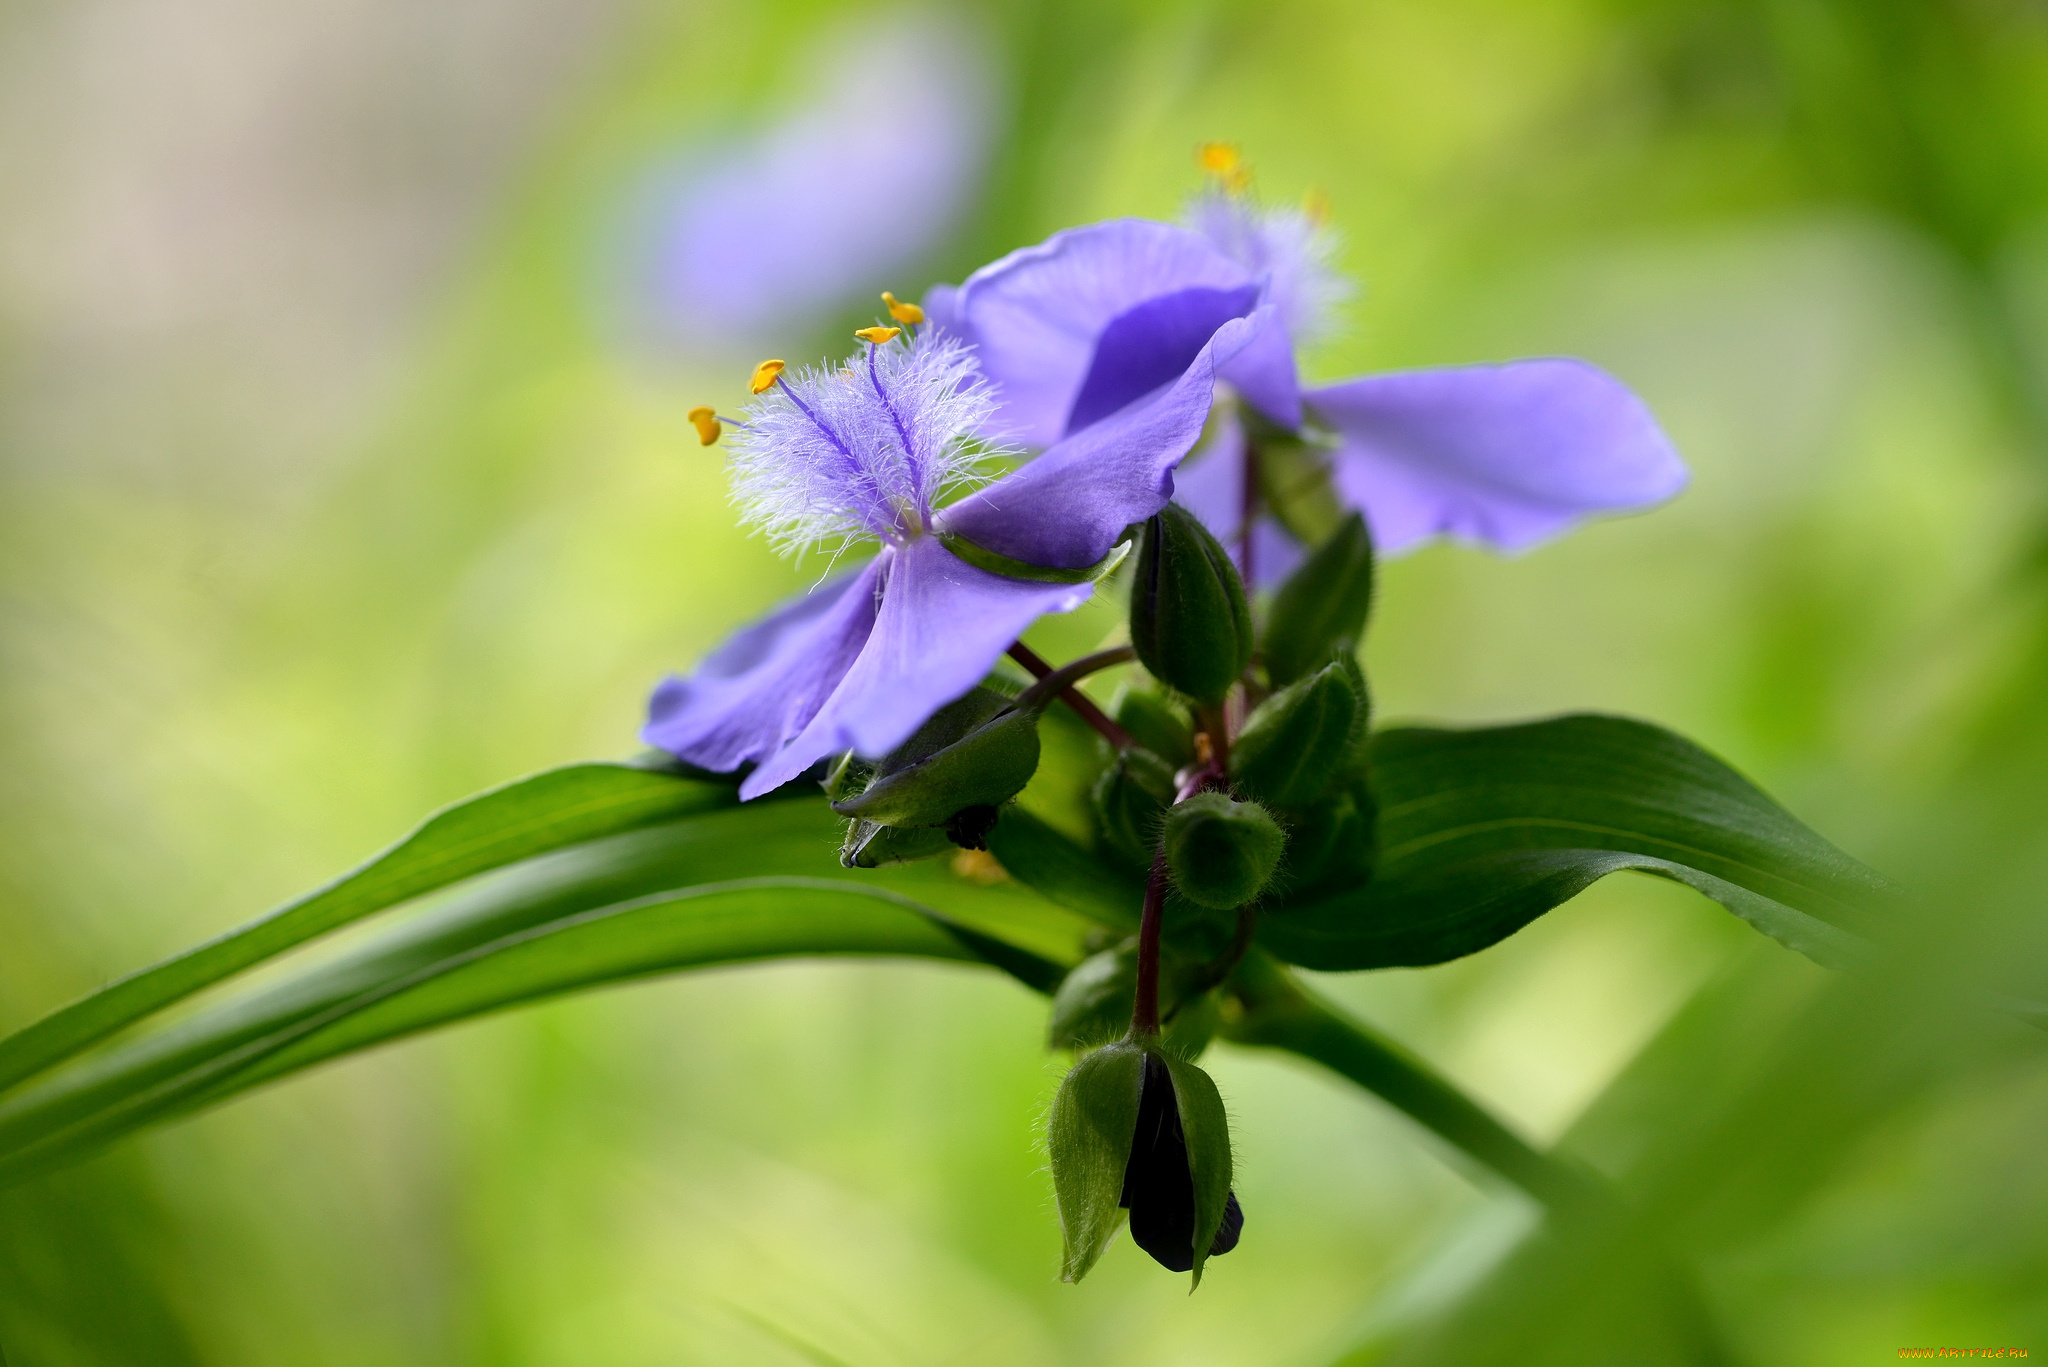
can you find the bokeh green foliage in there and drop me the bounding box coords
[3,0,2048,1362]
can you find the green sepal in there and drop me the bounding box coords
[1090,746,1177,869]
[1230,663,1360,807]
[833,706,1042,828]
[1048,1039,1146,1283]
[1275,784,1378,898]
[937,530,1132,585]
[1129,503,1253,705]
[1109,684,1195,767]
[1157,1050,1234,1288]
[820,751,873,804]
[839,820,956,868]
[1260,512,1375,686]
[1162,792,1285,910]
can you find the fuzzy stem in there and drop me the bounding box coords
[1005,642,1133,748]
[1130,851,1170,1038]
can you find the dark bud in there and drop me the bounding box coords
[1261,511,1375,687]
[1120,1053,1243,1275]
[839,819,955,868]
[1048,1039,1239,1285]
[1090,746,1178,869]
[943,803,1000,850]
[1109,684,1195,767]
[1130,502,1253,706]
[1229,661,1360,808]
[1162,792,1285,910]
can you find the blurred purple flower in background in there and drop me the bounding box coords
[632,13,993,353]
[932,166,1686,581]
[645,315,1260,797]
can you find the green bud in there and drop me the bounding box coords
[1047,941,1220,1055]
[1261,512,1375,686]
[1109,683,1194,767]
[1047,1038,1242,1285]
[1130,502,1253,705]
[1048,1038,1146,1283]
[839,819,956,868]
[1090,746,1177,869]
[833,704,1041,829]
[1162,792,1285,909]
[1276,785,1377,896]
[819,750,874,803]
[1230,662,1360,808]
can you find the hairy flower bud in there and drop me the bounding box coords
[831,685,1041,830]
[839,819,955,868]
[1130,502,1253,705]
[1048,1038,1242,1285]
[1261,512,1376,686]
[1091,746,1178,869]
[1230,662,1360,808]
[1162,792,1285,909]
[1109,684,1195,767]
[1275,784,1377,896]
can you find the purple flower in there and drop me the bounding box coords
[631,15,992,355]
[646,316,1262,798]
[930,197,1686,577]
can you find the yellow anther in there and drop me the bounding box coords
[855,325,902,345]
[1198,142,1242,176]
[687,405,721,446]
[881,291,925,325]
[1303,185,1333,228]
[748,358,786,394]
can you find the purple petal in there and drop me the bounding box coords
[1065,285,1261,435]
[643,560,882,773]
[1307,359,1688,555]
[935,310,1266,569]
[740,536,1090,797]
[938,219,1255,446]
[1217,316,1303,429]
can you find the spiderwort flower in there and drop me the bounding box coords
[645,303,1263,799]
[928,149,1687,581]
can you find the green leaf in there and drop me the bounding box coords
[1159,1050,1234,1288]
[1048,1039,1145,1283]
[0,762,733,1096]
[1260,511,1375,687]
[1258,715,1890,972]
[0,796,1086,1181]
[987,806,1146,929]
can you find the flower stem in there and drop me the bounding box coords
[1130,851,1169,1038]
[1005,642,1133,748]
[1226,953,1608,1213]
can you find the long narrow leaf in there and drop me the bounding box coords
[0,763,732,1094]
[1260,715,1890,971]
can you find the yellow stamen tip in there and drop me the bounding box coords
[881,291,926,325]
[748,359,786,395]
[687,405,721,446]
[1198,141,1242,176]
[1303,185,1333,227]
[855,325,902,345]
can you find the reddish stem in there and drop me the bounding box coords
[1005,641,1133,749]
[1131,850,1169,1037]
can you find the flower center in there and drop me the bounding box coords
[720,303,1001,558]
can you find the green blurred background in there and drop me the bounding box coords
[4,0,2047,1362]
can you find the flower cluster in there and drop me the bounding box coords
[644,146,1689,1285]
